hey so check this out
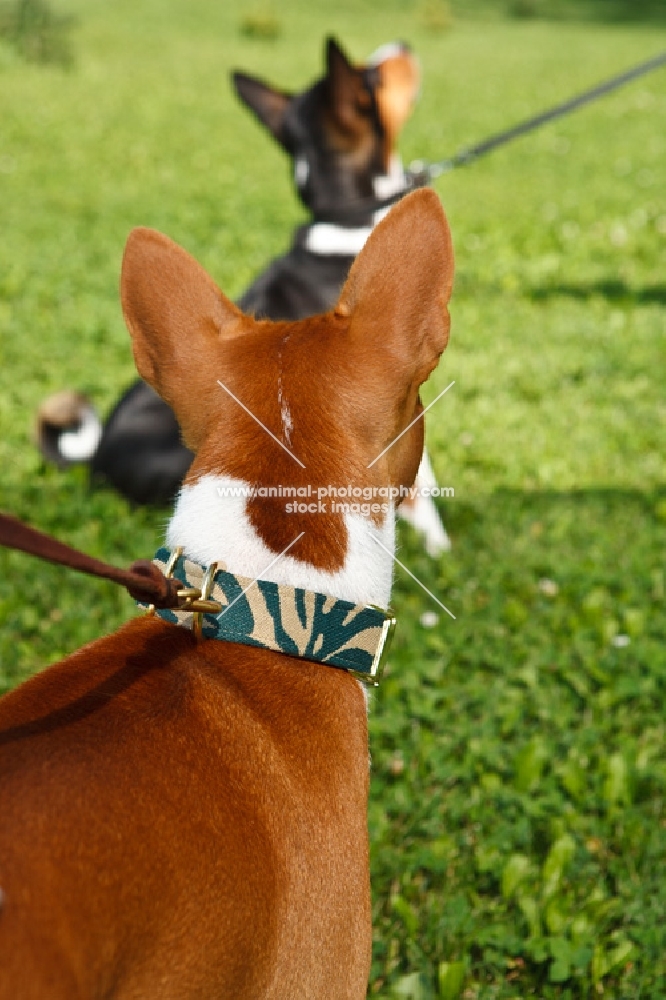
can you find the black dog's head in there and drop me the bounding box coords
[232,38,420,222]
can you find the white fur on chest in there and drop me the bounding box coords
[166,475,395,609]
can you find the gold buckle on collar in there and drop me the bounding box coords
[188,561,220,640]
[176,587,224,615]
[350,607,397,686]
[145,547,223,631]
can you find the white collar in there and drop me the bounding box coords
[304,206,392,257]
[303,155,407,257]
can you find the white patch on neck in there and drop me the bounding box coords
[373,154,407,201]
[166,474,395,609]
[58,406,103,462]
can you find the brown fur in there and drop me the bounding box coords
[0,618,371,998]
[0,189,454,998]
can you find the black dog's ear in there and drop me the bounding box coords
[325,37,371,131]
[232,71,293,144]
[325,37,355,83]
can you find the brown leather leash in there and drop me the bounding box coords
[0,512,182,610]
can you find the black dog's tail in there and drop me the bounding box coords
[36,381,194,506]
[36,390,103,469]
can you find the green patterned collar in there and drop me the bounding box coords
[142,547,396,684]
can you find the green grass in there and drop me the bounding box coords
[1,1,665,996]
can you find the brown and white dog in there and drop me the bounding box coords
[0,188,454,998]
[36,39,451,554]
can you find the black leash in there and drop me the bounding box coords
[303,53,665,234]
[408,50,666,182]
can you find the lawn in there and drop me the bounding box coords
[1,0,665,996]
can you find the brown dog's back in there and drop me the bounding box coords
[0,617,371,999]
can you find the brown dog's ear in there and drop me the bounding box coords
[121,228,245,451]
[232,71,293,145]
[337,188,454,388]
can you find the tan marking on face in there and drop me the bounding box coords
[375,51,420,166]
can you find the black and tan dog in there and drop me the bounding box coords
[37,39,450,553]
